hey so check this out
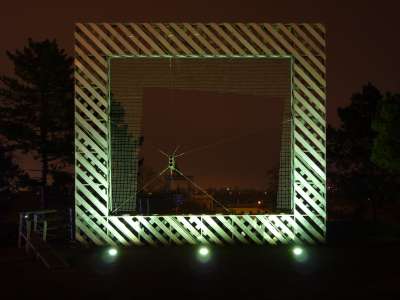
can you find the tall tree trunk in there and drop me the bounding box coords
[40,146,48,208]
[372,196,378,223]
[40,95,49,208]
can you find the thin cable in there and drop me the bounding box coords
[140,167,169,192]
[112,167,169,213]
[174,168,230,213]
[158,148,169,157]
[175,120,291,159]
[173,145,180,155]
[114,113,292,213]
[169,57,174,106]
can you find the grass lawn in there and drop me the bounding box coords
[1,218,399,299]
[1,239,400,299]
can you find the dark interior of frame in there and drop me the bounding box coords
[109,57,291,215]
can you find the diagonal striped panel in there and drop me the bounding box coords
[75,214,295,246]
[75,23,326,245]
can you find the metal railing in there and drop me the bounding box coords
[18,209,71,269]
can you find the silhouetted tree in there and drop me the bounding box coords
[371,93,400,173]
[109,96,142,214]
[265,165,279,210]
[328,83,397,220]
[0,39,73,207]
[0,145,27,202]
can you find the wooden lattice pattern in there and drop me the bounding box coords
[74,23,326,245]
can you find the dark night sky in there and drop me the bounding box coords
[1,0,400,123]
[1,0,400,185]
[141,89,284,189]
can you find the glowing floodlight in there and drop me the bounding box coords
[292,246,303,256]
[108,247,118,257]
[196,246,212,263]
[198,246,209,257]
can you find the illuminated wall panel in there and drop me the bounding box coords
[74,23,326,245]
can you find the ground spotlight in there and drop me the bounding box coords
[291,246,309,263]
[108,247,118,257]
[196,246,211,263]
[292,246,303,256]
[198,246,209,257]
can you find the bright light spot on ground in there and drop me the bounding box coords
[292,246,303,256]
[108,248,118,256]
[196,246,212,263]
[198,246,209,257]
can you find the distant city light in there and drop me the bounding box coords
[292,246,303,256]
[108,247,118,257]
[198,246,209,257]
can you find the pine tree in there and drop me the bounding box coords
[0,144,26,202]
[0,39,73,207]
[328,83,398,219]
[371,93,400,173]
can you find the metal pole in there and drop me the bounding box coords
[33,214,38,232]
[25,220,31,253]
[18,213,24,248]
[43,221,47,242]
[68,208,73,241]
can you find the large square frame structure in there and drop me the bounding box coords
[74,23,326,245]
